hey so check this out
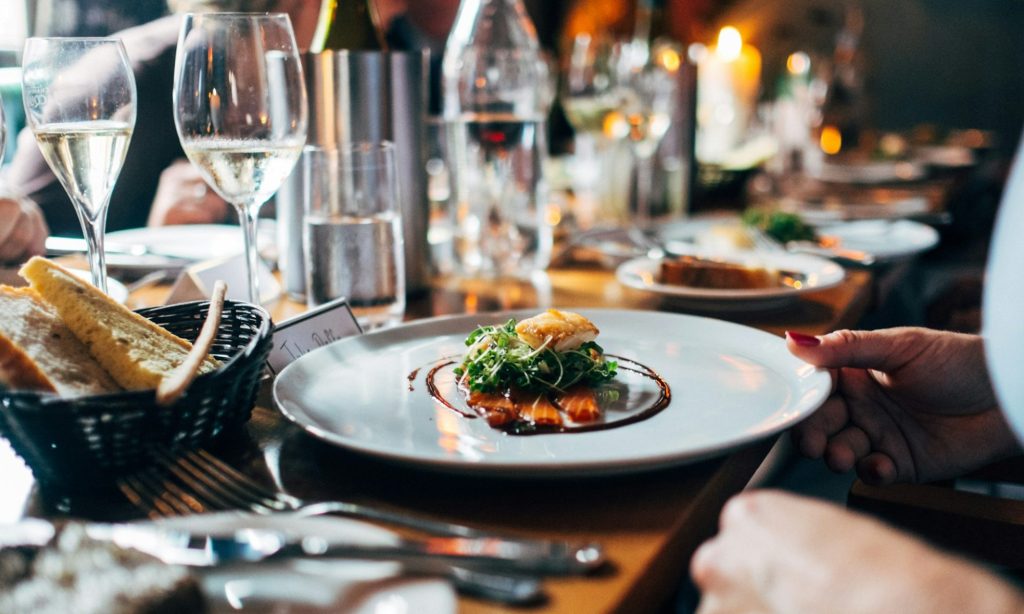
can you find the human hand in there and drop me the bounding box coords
[0,196,48,265]
[147,159,229,227]
[786,328,1019,485]
[692,490,1024,614]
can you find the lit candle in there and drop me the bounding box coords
[695,26,762,164]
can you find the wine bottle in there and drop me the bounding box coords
[310,0,387,52]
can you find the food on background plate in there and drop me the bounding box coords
[741,208,817,244]
[0,257,219,396]
[453,310,618,429]
[0,522,205,614]
[0,287,119,396]
[660,255,780,290]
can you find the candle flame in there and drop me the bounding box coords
[716,27,743,62]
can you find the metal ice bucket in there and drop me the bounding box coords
[277,50,430,298]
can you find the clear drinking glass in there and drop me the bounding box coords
[173,12,307,304]
[303,142,405,330]
[21,38,136,293]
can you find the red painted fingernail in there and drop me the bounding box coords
[786,331,821,347]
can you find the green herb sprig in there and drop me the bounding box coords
[452,319,618,394]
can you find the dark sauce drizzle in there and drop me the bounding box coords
[415,355,671,435]
[407,367,421,391]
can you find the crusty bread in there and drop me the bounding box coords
[19,257,219,392]
[0,286,120,396]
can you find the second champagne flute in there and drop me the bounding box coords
[173,12,307,304]
[21,38,136,293]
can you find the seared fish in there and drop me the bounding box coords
[515,309,599,352]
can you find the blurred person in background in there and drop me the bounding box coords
[2,0,319,239]
[0,196,47,265]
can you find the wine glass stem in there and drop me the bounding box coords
[239,206,262,305]
[634,153,655,230]
[82,210,108,294]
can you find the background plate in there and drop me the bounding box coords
[274,309,831,477]
[616,252,845,312]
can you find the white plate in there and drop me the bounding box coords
[105,222,277,269]
[616,252,845,312]
[779,194,932,224]
[658,215,938,265]
[148,513,456,614]
[273,309,831,477]
[810,159,926,184]
[0,268,128,304]
[816,219,939,262]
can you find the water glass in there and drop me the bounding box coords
[303,142,405,330]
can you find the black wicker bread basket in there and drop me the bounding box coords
[0,299,272,488]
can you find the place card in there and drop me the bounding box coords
[266,295,362,375]
[165,254,280,305]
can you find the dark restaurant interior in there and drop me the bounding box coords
[0,0,1022,612]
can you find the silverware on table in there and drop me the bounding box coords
[88,523,544,605]
[118,448,604,573]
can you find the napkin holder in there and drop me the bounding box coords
[165,254,280,306]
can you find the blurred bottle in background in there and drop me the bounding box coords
[442,0,552,278]
[310,0,387,52]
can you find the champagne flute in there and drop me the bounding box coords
[173,12,307,304]
[21,38,136,293]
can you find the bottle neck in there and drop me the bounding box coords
[310,0,387,53]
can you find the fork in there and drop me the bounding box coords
[118,448,602,564]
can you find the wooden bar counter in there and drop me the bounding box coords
[0,264,872,613]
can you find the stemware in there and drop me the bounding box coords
[612,41,677,229]
[21,38,136,293]
[173,12,307,304]
[560,34,632,225]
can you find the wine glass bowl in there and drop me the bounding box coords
[173,12,307,304]
[21,38,137,293]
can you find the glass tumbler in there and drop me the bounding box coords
[303,142,406,330]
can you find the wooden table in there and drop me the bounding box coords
[0,264,872,613]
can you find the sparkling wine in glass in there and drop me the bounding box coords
[21,38,136,293]
[173,12,307,304]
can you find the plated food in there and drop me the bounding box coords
[451,310,621,431]
[0,257,218,397]
[273,309,832,476]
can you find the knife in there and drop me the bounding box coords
[89,524,556,605]
[98,524,603,576]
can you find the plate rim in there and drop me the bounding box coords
[272,308,831,477]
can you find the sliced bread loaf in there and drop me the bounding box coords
[0,286,120,396]
[19,257,219,391]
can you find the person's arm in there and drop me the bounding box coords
[0,195,48,265]
[785,327,1021,484]
[691,490,1024,614]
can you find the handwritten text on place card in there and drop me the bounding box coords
[267,296,362,374]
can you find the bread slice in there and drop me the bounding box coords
[0,286,120,396]
[19,257,219,391]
